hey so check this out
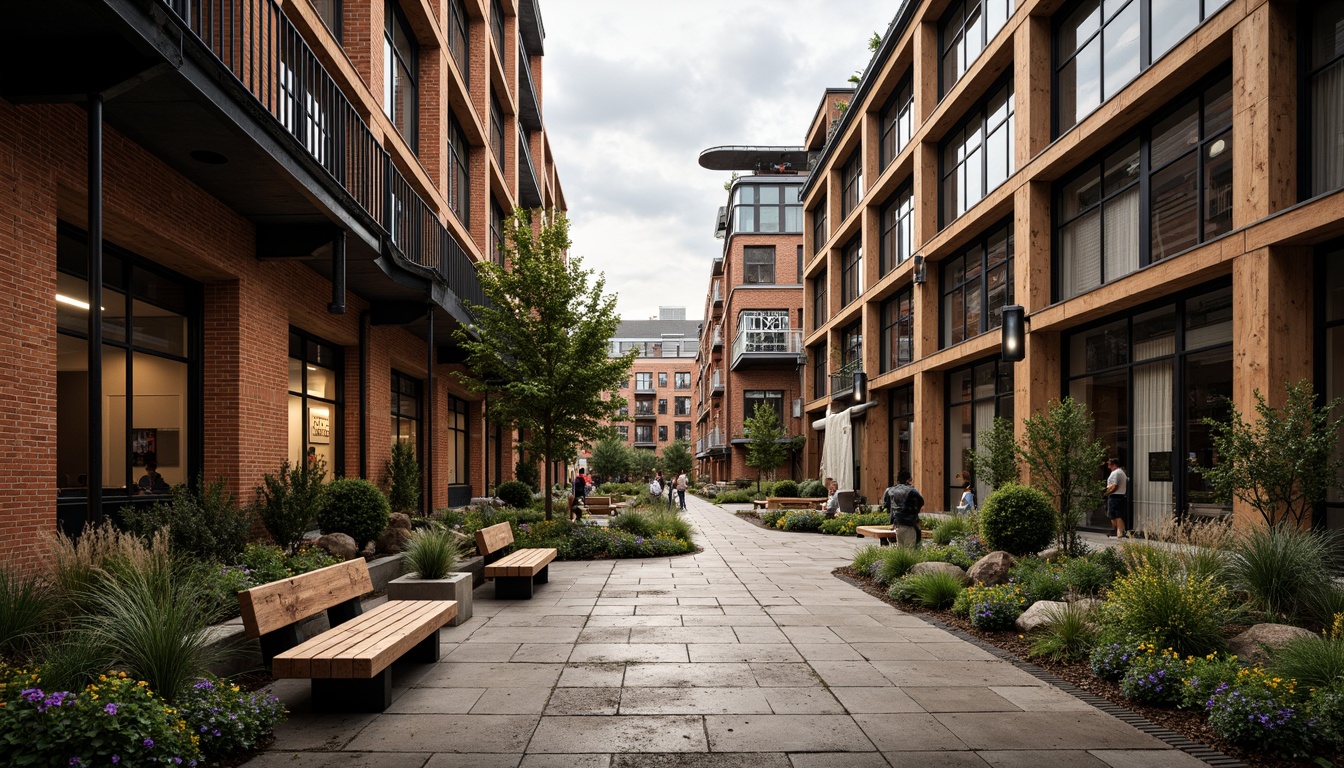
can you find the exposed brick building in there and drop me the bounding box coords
[0,0,564,572]
[803,0,1344,532]
[693,148,809,484]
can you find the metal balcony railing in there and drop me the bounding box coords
[706,427,726,449]
[518,131,542,208]
[633,405,656,419]
[160,0,484,308]
[710,368,723,394]
[517,38,542,131]
[712,279,722,305]
[731,329,803,368]
[711,324,723,348]
[830,358,864,397]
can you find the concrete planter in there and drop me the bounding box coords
[365,553,406,592]
[387,571,473,626]
[457,555,484,588]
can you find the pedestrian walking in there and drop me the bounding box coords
[570,467,588,522]
[881,469,925,548]
[1105,458,1128,538]
[675,470,688,510]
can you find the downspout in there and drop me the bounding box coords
[327,230,346,315]
[424,307,434,515]
[358,309,369,480]
[87,94,104,526]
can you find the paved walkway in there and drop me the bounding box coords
[244,494,1206,768]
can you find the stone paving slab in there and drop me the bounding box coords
[243,494,1207,766]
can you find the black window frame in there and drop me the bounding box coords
[840,149,864,220]
[812,270,828,331]
[743,245,777,285]
[674,421,692,441]
[840,235,863,307]
[391,369,422,462]
[744,390,785,423]
[880,183,915,276]
[888,385,915,486]
[811,194,828,256]
[1301,2,1344,199]
[812,343,828,399]
[941,218,1015,348]
[314,0,341,41]
[880,76,914,169]
[732,183,803,236]
[448,112,471,224]
[674,372,691,389]
[940,77,1015,227]
[881,283,915,372]
[447,0,470,88]
[944,357,1015,508]
[939,0,1015,97]
[675,396,692,415]
[490,200,505,266]
[658,425,669,442]
[384,2,419,151]
[491,0,506,60]
[490,93,506,173]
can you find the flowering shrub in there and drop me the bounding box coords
[779,511,824,532]
[1101,562,1232,657]
[1120,644,1188,706]
[1206,680,1314,758]
[175,677,285,759]
[1307,686,1344,750]
[759,510,786,528]
[0,669,200,766]
[948,533,986,562]
[513,520,693,559]
[953,584,1026,631]
[920,544,974,570]
[1179,652,1246,710]
[820,513,888,536]
[203,544,340,618]
[1089,641,1140,681]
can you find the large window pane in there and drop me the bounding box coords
[1149,0,1199,60]
[1150,153,1198,260]
[1184,346,1233,518]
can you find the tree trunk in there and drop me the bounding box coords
[543,435,554,520]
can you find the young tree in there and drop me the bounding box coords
[630,447,659,480]
[1017,397,1106,552]
[385,441,421,516]
[1197,379,1344,529]
[454,210,636,519]
[744,403,789,492]
[590,437,632,483]
[660,440,693,478]
[968,416,1020,492]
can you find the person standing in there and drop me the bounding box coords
[881,469,925,548]
[1105,458,1128,538]
[570,467,588,522]
[957,478,976,514]
[674,470,689,510]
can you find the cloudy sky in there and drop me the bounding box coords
[541,1,896,322]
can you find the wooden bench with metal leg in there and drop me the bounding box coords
[237,559,456,713]
[475,522,558,599]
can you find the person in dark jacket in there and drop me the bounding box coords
[881,469,925,548]
[570,468,588,521]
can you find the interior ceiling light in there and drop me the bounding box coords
[56,294,90,310]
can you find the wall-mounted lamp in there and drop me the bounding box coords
[912,254,926,285]
[1001,304,1026,362]
[852,371,868,403]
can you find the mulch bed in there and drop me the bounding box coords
[834,566,1340,768]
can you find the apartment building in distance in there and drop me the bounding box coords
[693,147,810,483]
[0,0,565,572]
[594,308,699,460]
[802,0,1344,533]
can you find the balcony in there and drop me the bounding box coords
[633,405,656,420]
[517,39,542,131]
[731,329,804,370]
[633,437,656,449]
[829,358,864,399]
[712,279,723,307]
[634,381,656,395]
[710,369,724,396]
[695,427,728,458]
[696,400,709,423]
[711,324,723,349]
[518,132,543,208]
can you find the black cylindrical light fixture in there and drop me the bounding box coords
[852,370,868,403]
[1001,305,1025,362]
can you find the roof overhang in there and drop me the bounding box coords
[698,145,810,173]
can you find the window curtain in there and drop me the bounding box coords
[1130,337,1174,533]
[1104,187,1140,282]
[1061,211,1101,299]
[1313,58,1344,196]
[972,399,996,506]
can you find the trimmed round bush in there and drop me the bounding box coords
[800,480,829,498]
[772,480,799,498]
[318,478,390,547]
[497,480,533,509]
[979,483,1055,556]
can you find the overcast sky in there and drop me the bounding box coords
[541,1,896,323]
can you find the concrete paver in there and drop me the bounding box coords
[244,494,1205,766]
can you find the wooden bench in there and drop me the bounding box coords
[751,499,768,510]
[856,525,902,541]
[766,497,819,511]
[581,495,625,517]
[475,522,558,600]
[238,559,456,713]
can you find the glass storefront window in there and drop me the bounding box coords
[889,386,914,486]
[288,330,342,471]
[945,359,1014,508]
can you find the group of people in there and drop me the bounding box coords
[566,466,690,522]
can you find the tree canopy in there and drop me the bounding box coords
[744,403,790,490]
[659,440,693,478]
[454,209,636,518]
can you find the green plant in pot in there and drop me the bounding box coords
[386,524,473,626]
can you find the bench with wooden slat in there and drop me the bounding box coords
[475,521,557,599]
[237,558,456,713]
[578,495,626,518]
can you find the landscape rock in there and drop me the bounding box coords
[1039,547,1063,562]
[1016,600,1070,632]
[388,513,412,530]
[967,551,1016,586]
[1228,623,1317,664]
[909,561,971,586]
[315,532,358,561]
[377,526,412,554]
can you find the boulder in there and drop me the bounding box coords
[1016,600,1070,632]
[968,551,1016,586]
[1228,623,1317,664]
[388,513,413,530]
[377,526,412,554]
[315,532,358,561]
[909,561,971,586]
[1038,547,1064,563]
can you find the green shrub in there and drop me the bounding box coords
[1061,556,1111,596]
[613,509,656,538]
[284,544,341,575]
[1308,687,1344,751]
[1206,680,1316,758]
[962,583,1026,631]
[496,480,534,509]
[1090,637,1142,681]
[317,478,391,548]
[1180,652,1246,710]
[1267,637,1344,690]
[257,457,327,555]
[852,545,884,574]
[598,482,643,496]
[760,509,786,528]
[920,544,974,570]
[872,547,925,585]
[1120,644,1189,706]
[780,511,824,532]
[1228,525,1335,623]
[385,441,421,516]
[403,524,464,580]
[646,509,693,541]
[799,479,828,498]
[932,517,970,546]
[888,571,964,609]
[715,489,759,504]
[0,567,51,661]
[1028,601,1097,663]
[121,475,253,562]
[1089,546,1127,581]
[772,480,799,498]
[177,676,286,760]
[515,459,541,491]
[820,512,888,536]
[0,668,201,766]
[1010,558,1067,605]
[1102,561,1233,657]
[979,483,1055,556]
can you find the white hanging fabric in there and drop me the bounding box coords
[819,409,854,491]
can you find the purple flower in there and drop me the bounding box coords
[193,679,215,691]
[143,739,154,749]
[69,758,82,766]
[104,703,119,715]
[21,688,43,704]
[112,757,120,764]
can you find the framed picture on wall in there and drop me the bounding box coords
[131,428,157,467]
[308,406,331,445]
